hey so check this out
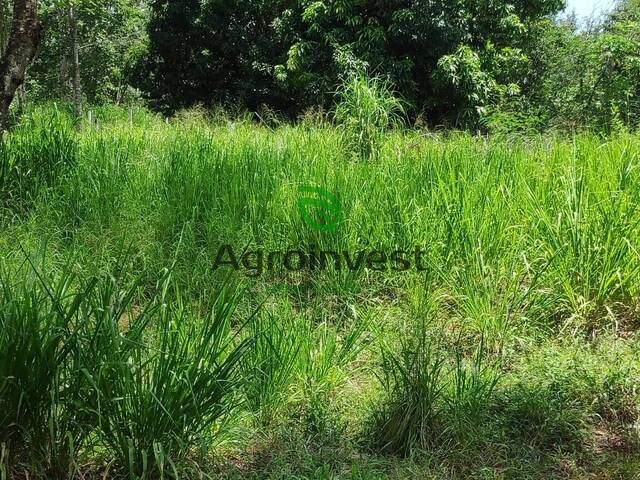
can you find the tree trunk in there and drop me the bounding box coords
[68,5,82,120]
[0,0,12,54]
[59,52,69,95]
[0,0,41,134]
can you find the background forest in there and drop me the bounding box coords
[1,0,639,131]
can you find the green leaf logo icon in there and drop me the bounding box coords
[298,185,342,232]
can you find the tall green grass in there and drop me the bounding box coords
[0,252,91,477]
[1,105,639,477]
[0,108,76,216]
[0,249,253,478]
[333,73,405,160]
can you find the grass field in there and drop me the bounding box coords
[1,105,639,479]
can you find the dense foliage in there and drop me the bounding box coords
[521,0,640,131]
[140,0,563,125]
[21,0,148,104]
[139,0,287,112]
[2,0,638,130]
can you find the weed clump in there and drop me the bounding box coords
[333,73,405,160]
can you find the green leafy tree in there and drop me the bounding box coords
[27,0,148,104]
[139,0,289,113]
[142,0,565,126]
[277,0,561,124]
[520,0,640,131]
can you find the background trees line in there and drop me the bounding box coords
[1,0,639,132]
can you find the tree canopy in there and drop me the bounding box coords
[140,0,565,124]
[2,0,640,131]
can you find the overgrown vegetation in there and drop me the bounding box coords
[0,106,639,478]
[1,0,639,477]
[333,73,405,159]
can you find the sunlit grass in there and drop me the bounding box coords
[0,105,639,478]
